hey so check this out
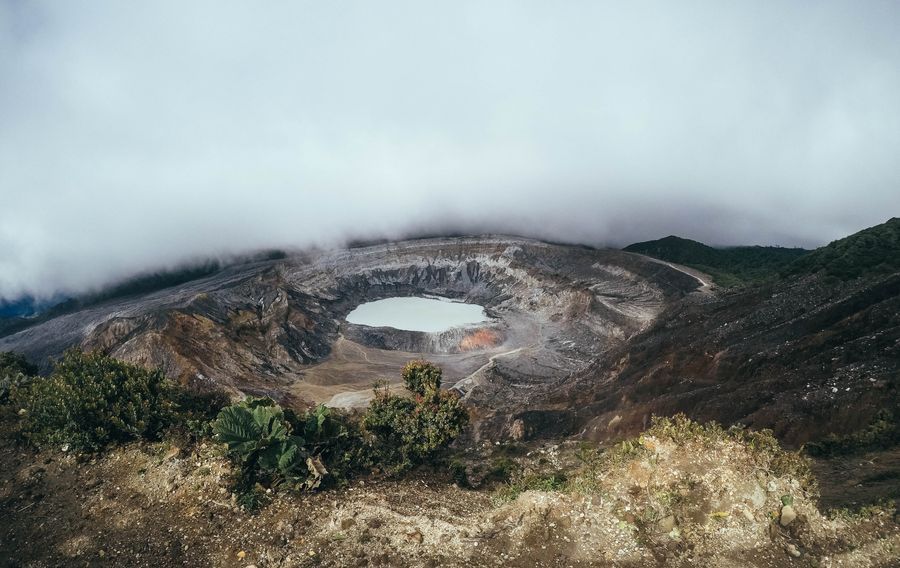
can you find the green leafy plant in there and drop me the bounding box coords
[362,370,468,473]
[213,397,325,491]
[213,397,365,506]
[12,349,173,451]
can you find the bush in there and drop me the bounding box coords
[401,359,442,396]
[213,397,363,502]
[0,372,32,404]
[0,351,38,377]
[363,363,468,472]
[641,414,815,491]
[285,403,365,482]
[12,349,173,451]
[494,471,567,503]
[167,387,231,444]
[0,352,38,403]
[805,410,900,457]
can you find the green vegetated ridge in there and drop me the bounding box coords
[623,236,809,287]
[782,217,900,280]
[624,217,900,286]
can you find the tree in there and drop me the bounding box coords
[401,359,442,396]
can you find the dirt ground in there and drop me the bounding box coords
[290,336,509,408]
[2,419,898,568]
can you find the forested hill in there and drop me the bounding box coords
[782,217,900,280]
[622,236,809,286]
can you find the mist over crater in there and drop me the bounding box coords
[2,2,900,301]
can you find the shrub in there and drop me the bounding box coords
[0,372,32,404]
[0,351,37,377]
[286,403,365,482]
[401,359,443,396]
[636,414,815,491]
[213,397,362,500]
[805,410,900,457]
[494,472,567,504]
[167,387,231,444]
[12,349,173,451]
[0,352,37,404]
[363,363,468,472]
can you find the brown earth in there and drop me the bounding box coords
[1,415,897,568]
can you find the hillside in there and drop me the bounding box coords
[783,217,900,280]
[1,410,897,567]
[0,237,701,442]
[562,220,900,512]
[623,236,809,286]
[1,225,899,566]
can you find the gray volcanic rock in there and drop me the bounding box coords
[560,271,900,446]
[0,236,701,437]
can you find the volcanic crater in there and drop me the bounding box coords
[0,237,705,439]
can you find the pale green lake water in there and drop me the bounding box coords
[345,296,487,332]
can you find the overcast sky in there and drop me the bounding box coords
[1,1,899,300]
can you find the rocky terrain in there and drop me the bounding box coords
[0,237,701,439]
[1,412,897,568]
[557,265,899,447]
[0,228,897,446]
[1,223,899,567]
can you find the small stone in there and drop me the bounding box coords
[668,527,681,541]
[785,543,801,557]
[237,550,246,559]
[658,515,676,532]
[780,505,797,526]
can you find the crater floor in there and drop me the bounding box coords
[0,236,705,438]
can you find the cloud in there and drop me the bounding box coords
[1,1,899,299]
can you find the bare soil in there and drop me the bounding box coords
[2,420,897,568]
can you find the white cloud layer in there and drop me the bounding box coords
[2,1,899,299]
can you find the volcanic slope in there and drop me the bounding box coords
[562,218,900,449]
[0,237,702,434]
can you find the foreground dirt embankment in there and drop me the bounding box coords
[2,417,897,568]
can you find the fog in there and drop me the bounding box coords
[2,1,899,300]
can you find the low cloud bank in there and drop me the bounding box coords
[2,2,899,300]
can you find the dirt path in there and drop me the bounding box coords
[290,336,509,408]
